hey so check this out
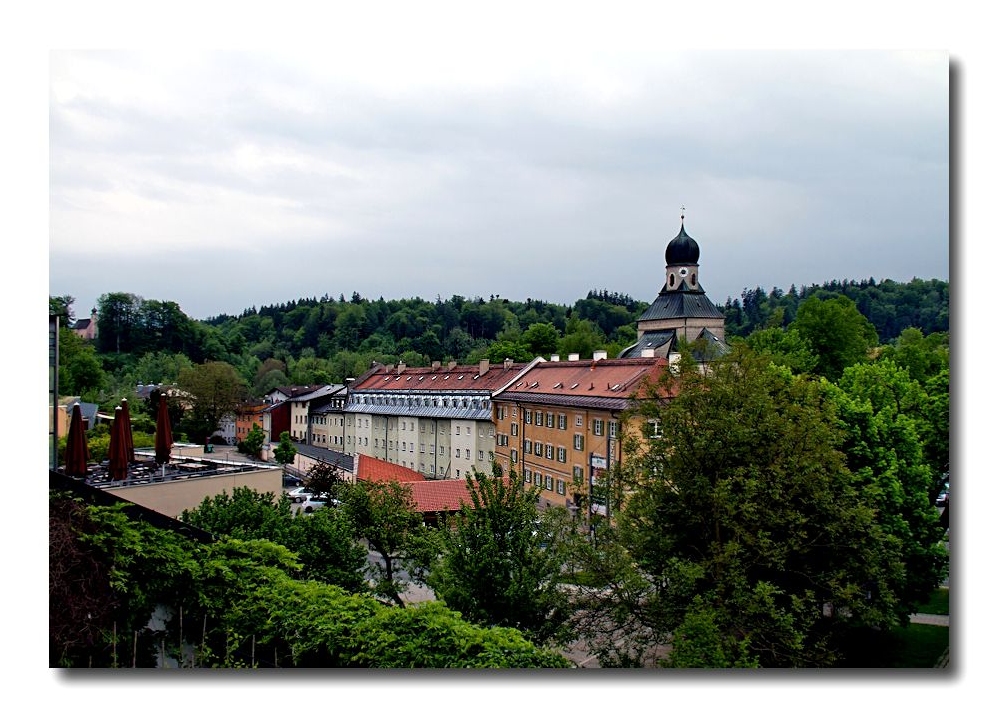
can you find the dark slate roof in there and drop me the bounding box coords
[497,392,638,412]
[295,444,355,471]
[665,223,700,265]
[618,330,679,358]
[290,384,345,404]
[344,401,492,421]
[692,328,730,361]
[621,329,730,361]
[637,288,724,322]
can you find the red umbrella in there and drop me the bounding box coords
[155,395,174,466]
[119,398,135,464]
[108,406,129,481]
[63,403,90,478]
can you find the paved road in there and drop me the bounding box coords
[910,612,949,626]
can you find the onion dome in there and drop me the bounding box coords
[665,221,700,265]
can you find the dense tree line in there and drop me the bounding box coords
[52,276,946,414]
[722,277,949,343]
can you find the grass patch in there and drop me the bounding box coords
[837,623,949,667]
[915,587,949,615]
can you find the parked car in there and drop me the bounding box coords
[937,487,949,507]
[299,496,335,514]
[286,487,312,503]
[283,474,303,488]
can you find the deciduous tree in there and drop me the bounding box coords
[237,423,265,459]
[790,295,879,381]
[603,347,902,666]
[273,431,297,467]
[341,480,423,607]
[427,471,571,645]
[177,361,249,443]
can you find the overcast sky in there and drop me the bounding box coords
[48,46,948,321]
[22,1,1005,709]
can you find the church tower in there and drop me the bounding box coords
[619,210,727,361]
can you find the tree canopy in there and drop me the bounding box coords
[426,471,571,645]
[50,492,568,668]
[583,347,945,666]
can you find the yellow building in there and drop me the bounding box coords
[492,353,668,514]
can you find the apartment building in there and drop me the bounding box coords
[492,353,668,513]
[343,358,532,479]
[309,389,349,450]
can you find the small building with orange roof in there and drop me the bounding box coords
[356,453,475,525]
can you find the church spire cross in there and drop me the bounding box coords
[680,205,686,223]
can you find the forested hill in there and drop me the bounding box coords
[52,277,948,402]
[723,277,949,342]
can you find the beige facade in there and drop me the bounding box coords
[341,360,530,480]
[105,466,283,518]
[343,411,498,479]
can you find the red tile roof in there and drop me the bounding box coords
[357,454,426,484]
[495,357,669,403]
[407,479,473,513]
[351,362,528,393]
[355,454,516,514]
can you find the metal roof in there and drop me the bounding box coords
[344,403,492,421]
[618,330,679,358]
[637,288,724,322]
[496,391,638,412]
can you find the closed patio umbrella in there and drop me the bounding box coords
[108,406,129,481]
[155,394,174,468]
[63,403,90,478]
[119,398,135,464]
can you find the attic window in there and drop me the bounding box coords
[395,376,401,381]
[406,376,412,381]
[430,377,436,381]
[529,382,539,389]
[570,383,579,389]
[610,384,621,391]
[458,375,464,380]
[554,383,563,389]
[384,376,391,381]
[418,376,424,381]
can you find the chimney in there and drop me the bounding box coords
[345,377,355,386]
[447,360,457,370]
[432,361,441,370]
[551,354,560,362]
[641,348,656,358]
[504,358,514,370]
[568,353,580,362]
[479,358,490,376]
[397,361,406,375]
[593,350,608,361]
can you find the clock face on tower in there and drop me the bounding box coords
[679,267,689,277]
